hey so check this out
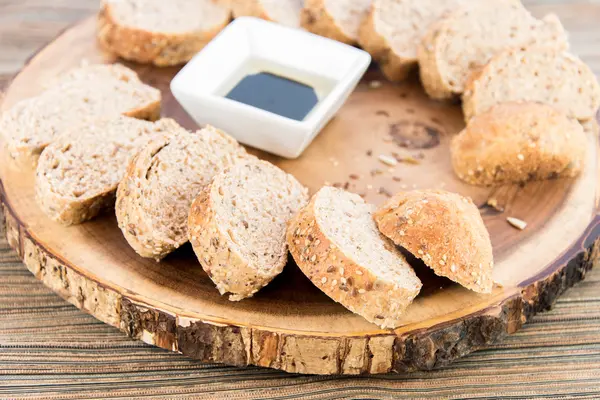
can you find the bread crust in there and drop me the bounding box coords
[97,1,230,67]
[374,189,494,294]
[358,9,413,82]
[451,102,588,186]
[301,0,355,45]
[287,190,422,329]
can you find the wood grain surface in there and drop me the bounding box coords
[0,0,598,398]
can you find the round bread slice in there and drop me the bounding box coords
[287,186,422,329]
[116,126,250,260]
[231,0,302,27]
[98,0,231,66]
[451,103,588,187]
[463,45,600,122]
[358,0,466,82]
[36,116,184,226]
[188,160,308,301]
[0,63,161,167]
[301,0,372,45]
[374,189,493,294]
[418,0,568,100]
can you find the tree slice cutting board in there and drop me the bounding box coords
[1,17,599,375]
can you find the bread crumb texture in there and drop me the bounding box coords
[463,44,600,122]
[188,159,308,301]
[230,0,303,27]
[374,189,494,294]
[35,116,181,225]
[98,0,231,66]
[287,186,422,329]
[301,0,372,45]
[418,0,568,100]
[358,0,467,82]
[116,125,250,260]
[451,102,587,186]
[0,63,161,166]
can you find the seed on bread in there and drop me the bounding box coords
[358,0,467,82]
[301,0,372,45]
[287,186,422,329]
[231,0,302,27]
[462,45,600,122]
[374,189,494,294]
[418,0,568,100]
[0,63,161,167]
[98,0,231,66]
[116,125,250,260]
[189,159,308,301]
[35,116,181,225]
[451,102,587,186]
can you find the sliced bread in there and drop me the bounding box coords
[98,0,231,66]
[451,103,588,186]
[418,0,568,100]
[188,160,308,301]
[358,0,466,82]
[116,126,250,260]
[0,63,161,167]
[287,186,422,329]
[301,0,372,45]
[35,116,183,225]
[462,45,600,122]
[374,189,493,294]
[231,0,303,27]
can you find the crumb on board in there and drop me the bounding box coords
[392,176,402,182]
[366,149,373,157]
[369,80,382,89]
[487,198,505,212]
[349,174,360,180]
[507,217,527,230]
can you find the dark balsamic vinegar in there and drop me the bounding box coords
[219,58,336,121]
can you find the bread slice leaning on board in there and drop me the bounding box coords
[116,126,250,261]
[418,0,568,100]
[230,0,303,27]
[301,0,372,45]
[462,44,600,122]
[0,63,160,167]
[188,159,308,301]
[451,103,588,187]
[35,116,182,226]
[98,0,231,66]
[374,189,494,294]
[358,0,467,82]
[287,186,422,329]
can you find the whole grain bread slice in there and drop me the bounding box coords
[462,45,600,122]
[35,116,183,225]
[188,159,308,301]
[358,0,466,82]
[231,0,302,27]
[287,186,422,329]
[374,189,493,294]
[301,0,372,45]
[98,0,231,66]
[0,63,161,167]
[116,126,250,260]
[451,102,588,186]
[418,0,568,100]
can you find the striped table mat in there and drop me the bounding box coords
[1,212,600,399]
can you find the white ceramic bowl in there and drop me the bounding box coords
[170,17,371,158]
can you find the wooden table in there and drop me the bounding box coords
[1,0,600,398]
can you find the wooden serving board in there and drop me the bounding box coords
[1,17,599,375]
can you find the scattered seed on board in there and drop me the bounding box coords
[378,154,398,166]
[507,217,527,230]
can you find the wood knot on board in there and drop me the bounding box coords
[388,121,442,149]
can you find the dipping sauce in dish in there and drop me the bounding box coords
[225,71,318,121]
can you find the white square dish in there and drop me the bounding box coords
[170,17,371,158]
